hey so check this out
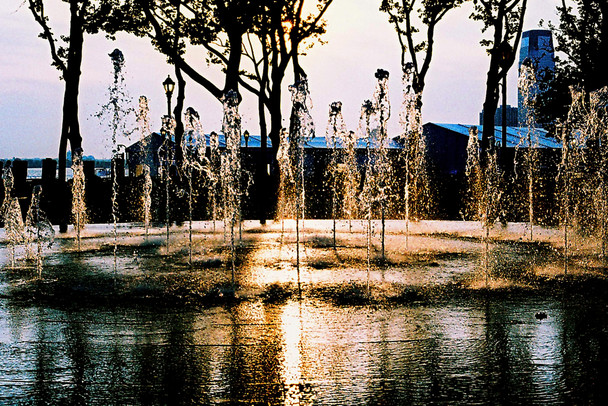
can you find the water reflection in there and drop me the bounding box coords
[1,296,607,404]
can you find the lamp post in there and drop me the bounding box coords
[163,75,175,117]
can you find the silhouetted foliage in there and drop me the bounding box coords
[536,0,608,135]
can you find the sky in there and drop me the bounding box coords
[0,0,560,159]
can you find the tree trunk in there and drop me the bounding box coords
[58,2,84,232]
[481,57,501,166]
[58,2,84,183]
[174,65,185,167]
[257,81,269,224]
[224,27,243,97]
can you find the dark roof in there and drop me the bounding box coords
[427,123,560,149]
[128,132,403,150]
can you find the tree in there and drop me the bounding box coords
[536,0,608,133]
[122,0,261,163]
[239,0,333,156]
[218,0,333,221]
[554,0,608,93]
[471,0,527,162]
[27,0,122,183]
[380,0,464,101]
[128,0,259,101]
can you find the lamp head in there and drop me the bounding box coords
[163,75,175,96]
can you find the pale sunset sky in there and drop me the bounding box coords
[0,0,559,159]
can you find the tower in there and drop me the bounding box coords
[518,29,555,127]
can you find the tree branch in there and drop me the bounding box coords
[27,0,66,74]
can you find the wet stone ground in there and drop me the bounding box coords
[1,220,608,404]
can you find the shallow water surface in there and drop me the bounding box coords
[1,295,607,405]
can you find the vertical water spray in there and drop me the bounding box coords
[1,162,24,268]
[465,127,483,220]
[340,130,360,233]
[158,115,175,255]
[25,185,54,277]
[360,100,375,296]
[71,148,86,251]
[209,131,221,233]
[590,88,608,259]
[399,63,427,249]
[326,101,346,248]
[136,96,153,238]
[371,69,391,261]
[222,90,242,287]
[277,128,293,239]
[465,126,500,286]
[557,120,572,275]
[288,79,315,297]
[558,86,608,272]
[482,149,501,287]
[183,107,207,266]
[95,48,134,277]
[516,63,539,240]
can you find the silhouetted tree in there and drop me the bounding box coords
[241,1,333,221]
[28,0,125,232]
[471,0,527,163]
[27,0,123,183]
[554,0,608,93]
[239,0,333,156]
[380,0,465,102]
[536,0,608,135]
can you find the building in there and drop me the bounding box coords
[479,104,519,127]
[126,130,403,178]
[424,122,560,176]
[518,29,556,126]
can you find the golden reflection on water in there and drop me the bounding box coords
[280,301,302,386]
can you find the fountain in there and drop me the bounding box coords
[158,115,175,255]
[70,148,86,251]
[399,63,428,249]
[222,90,243,287]
[464,125,502,286]
[360,99,375,295]
[288,79,316,296]
[516,62,540,241]
[95,48,134,276]
[6,65,608,406]
[182,107,207,266]
[209,131,221,233]
[557,85,608,272]
[24,185,54,277]
[481,147,502,286]
[1,161,24,268]
[136,95,153,237]
[464,127,483,221]
[340,130,360,233]
[371,69,391,260]
[277,128,293,237]
[325,101,347,248]
[360,69,392,266]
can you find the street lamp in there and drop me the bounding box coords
[163,75,175,117]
